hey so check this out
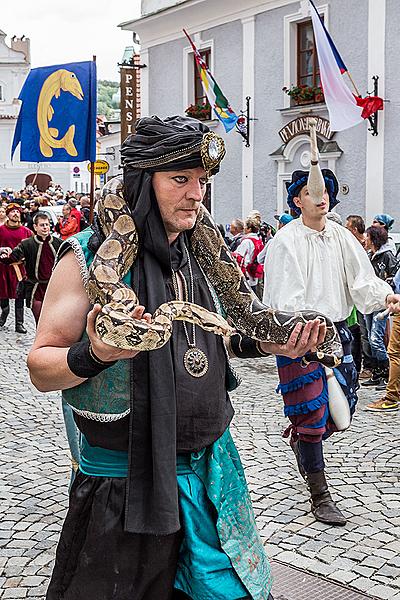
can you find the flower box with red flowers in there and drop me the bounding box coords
[185,102,212,121]
[283,84,324,105]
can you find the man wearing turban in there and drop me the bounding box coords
[28,116,325,600]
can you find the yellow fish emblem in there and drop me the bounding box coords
[37,69,84,158]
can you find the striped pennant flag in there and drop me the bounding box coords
[183,29,238,133]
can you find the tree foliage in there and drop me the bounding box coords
[97,80,119,118]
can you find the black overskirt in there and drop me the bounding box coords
[46,472,182,600]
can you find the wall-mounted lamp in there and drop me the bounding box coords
[118,45,147,69]
[366,76,380,137]
[236,96,258,147]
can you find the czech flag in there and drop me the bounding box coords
[183,30,238,133]
[309,0,383,131]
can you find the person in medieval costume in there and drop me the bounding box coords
[0,203,32,333]
[0,212,62,324]
[263,158,400,526]
[28,116,327,600]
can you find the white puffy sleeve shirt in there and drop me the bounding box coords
[262,217,391,321]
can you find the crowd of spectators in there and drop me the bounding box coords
[0,181,93,331]
[0,182,92,235]
[224,209,399,412]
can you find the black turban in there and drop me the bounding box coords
[120,115,226,261]
[121,115,224,175]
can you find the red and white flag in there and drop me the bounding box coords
[309,0,383,131]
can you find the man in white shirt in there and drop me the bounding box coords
[263,169,400,526]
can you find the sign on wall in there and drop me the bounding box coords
[120,67,139,144]
[279,116,333,144]
[87,160,110,174]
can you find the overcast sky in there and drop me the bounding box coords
[2,1,141,81]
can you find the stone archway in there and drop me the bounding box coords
[25,173,52,192]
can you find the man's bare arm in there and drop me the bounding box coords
[27,251,147,392]
[27,251,91,391]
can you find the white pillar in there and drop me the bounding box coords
[140,48,150,117]
[241,16,255,219]
[365,0,385,224]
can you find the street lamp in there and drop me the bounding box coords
[118,43,146,69]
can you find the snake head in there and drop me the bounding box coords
[304,351,343,368]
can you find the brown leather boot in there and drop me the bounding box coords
[307,471,347,526]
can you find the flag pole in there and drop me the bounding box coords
[346,71,361,97]
[89,55,96,224]
[30,163,41,189]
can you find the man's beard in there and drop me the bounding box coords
[7,217,21,228]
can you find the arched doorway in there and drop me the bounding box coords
[25,173,52,192]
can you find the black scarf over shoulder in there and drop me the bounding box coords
[126,179,180,535]
[89,116,222,535]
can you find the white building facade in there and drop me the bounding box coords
[0,30,91,194]
[120,0,398,234]
[97,121,122,183]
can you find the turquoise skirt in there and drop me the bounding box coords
[174,453,249,599]
[79,430,272,599]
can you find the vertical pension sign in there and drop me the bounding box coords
[120,66,138,144]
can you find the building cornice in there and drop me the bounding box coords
[278,103,328,118]
[119,0,297,49]
[0,61,29,67]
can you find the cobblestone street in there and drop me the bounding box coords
[0,308,399,599]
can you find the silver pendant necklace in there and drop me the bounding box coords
[171,246,209,378]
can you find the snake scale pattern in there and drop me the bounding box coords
[86,190,234,350]
[86,181,343,368]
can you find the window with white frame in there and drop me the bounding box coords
[183,37,214,120]
[193,48,211,119]
[284,4,328,108]
[194,50,210,104]
[297,20,321,89]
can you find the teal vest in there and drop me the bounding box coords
[62,229,132,421]
[62,229,240,422]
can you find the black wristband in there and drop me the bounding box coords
[67,341,117,379]
[230,333,270,358]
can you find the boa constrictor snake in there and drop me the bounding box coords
[86,191,234,349]
[86,180,343,370]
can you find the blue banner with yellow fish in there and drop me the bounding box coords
[12,60,96,163]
